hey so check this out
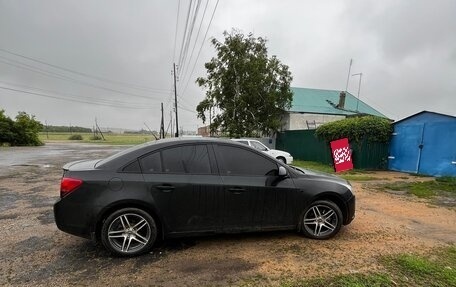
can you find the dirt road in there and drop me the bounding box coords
[0,143,455,286]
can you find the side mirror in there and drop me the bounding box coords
[278,166,287,177]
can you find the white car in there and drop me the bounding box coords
[231,139,293,164]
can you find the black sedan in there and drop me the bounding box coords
[54,138,355,256]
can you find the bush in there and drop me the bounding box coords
[90,135,103,140]
[0,109,43,146]
[315,116,392,143]
[68,134,83,140]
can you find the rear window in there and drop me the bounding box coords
[140,144,211,174]
[140,151,162,173]
[96,141,156,167]
[122,160,141,173]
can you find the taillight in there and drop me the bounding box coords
[60,177,83,198]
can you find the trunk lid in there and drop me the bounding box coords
[63,159,101,171]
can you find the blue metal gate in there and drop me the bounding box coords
[389,122,456,176]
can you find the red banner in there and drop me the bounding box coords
[330,138,353,172]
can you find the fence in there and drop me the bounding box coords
[276,130,389,169]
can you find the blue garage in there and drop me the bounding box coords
[388,111,456,177]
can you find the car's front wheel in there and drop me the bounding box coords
[101,208,157,256]
[301,200,342,240]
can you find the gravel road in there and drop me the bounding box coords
[0,143,455,286]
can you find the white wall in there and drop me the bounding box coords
[282,113,346,130]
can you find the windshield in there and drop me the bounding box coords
[251,140,269,151]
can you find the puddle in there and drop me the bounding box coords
[0,190,18,212]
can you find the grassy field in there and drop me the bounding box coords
[39,132,154,145]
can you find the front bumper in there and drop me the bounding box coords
[344,194,356,225]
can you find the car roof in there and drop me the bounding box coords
[231,138,258,141]
[97,137,245,169]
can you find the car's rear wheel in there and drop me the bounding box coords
[301,200,342,239]
[101,208,157,256]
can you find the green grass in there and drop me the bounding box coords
[339,175,379,181]
[292,160,378,181]
[292,160,335,173]
[241,246,456,287]
[39,132,154,145]
[383,246,456,287]
[377,178,456,198]
[277,274,392,287]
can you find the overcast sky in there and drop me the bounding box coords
[0,0,455,131]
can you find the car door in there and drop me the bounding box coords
[214,144,298,231]
[140,144,223,233]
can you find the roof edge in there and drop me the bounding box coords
[394,110,456,124]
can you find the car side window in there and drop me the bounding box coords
[237,140,249,145]
[162,145,211,174]
[217,145,278,176]
[140,151,162,173]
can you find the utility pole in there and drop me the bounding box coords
[45,120,49,139]
[169,110,174,137]
[95,118,105,140]
[209,107,212,137]
[345,59,353,92]
[173,63,179,137]
[160,102,165,139]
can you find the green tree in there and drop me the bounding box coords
[13,111,43,146]
[196,29,293,137]
[0,109,15,145]
[0,109,43,146]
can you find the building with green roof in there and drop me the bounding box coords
[282,87,388,130]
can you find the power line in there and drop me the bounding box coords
[177,1,194,70]
[173,0,181,63]
[0,57,167,101]
[0,80,152,107]
[178,104,197,114]
[178,0,202,76]
[180,0,219,97]
[0,86,154,109]
[178,0,209,88]
[0,47,170,93]
[177,94,194,107]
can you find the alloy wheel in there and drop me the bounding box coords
[303,203,339,238]
[107,213,152,254]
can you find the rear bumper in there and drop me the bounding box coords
[54,199,93,240]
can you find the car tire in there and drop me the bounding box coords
[277,157,286,164]
[101,208,157,256]
[301,200,342,240]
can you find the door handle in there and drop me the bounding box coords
[155,184,175,192]
[228,187,246,194]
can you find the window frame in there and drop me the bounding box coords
[213,143,279,177]
[138,143,216,175]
